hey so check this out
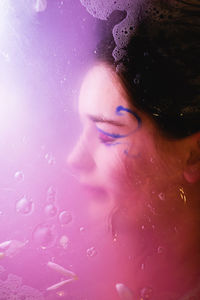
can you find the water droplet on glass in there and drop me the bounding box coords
[79,226,85,232]
[34,0,47,12]
[141,263,145,270]
[44,204,57,218]
[16,196,34,215]
[133,77,140,85]
[140,286,153,299]
[45,152,56,165]
[46,186,56,203]
[14,171,24,182]
[56,290,65,297]
[32,223,57,248]
[58,211,72,225]
[86,246,97,257]
[158,192,165,201]
[115,283,133,300]
[59,235,69,249]
[157,246,165,254]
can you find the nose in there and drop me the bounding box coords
[67,133,96,173]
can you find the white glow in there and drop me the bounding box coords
[0,0,11,43]
[0,83,25,136]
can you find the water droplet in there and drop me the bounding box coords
[158,192,165,201]
[45,152,56,165]
[59,235,69,249]
[46,186,56,203]
[141,263,145,270]
[133,77,140,85]
[14,171,24,182]
[140,286,153,299]
[56,290,65,297]
[32,223,57,248]
[58,211,72,225]
[34,0,47,12]
[79,226,85,232]
[44,204,57,218]
[86,246,97,257]
[157,246,165,254]
[16,196,34,215]
[115,283,133,300]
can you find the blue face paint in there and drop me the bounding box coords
[96,106,142,155]
[115,106,142,131]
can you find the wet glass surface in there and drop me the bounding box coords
[0,1,101,299]
[0,1,200,300]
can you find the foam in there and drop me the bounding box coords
[80,0,199,62]
[0,273,44,300]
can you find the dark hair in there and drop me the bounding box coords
[94,1,200,139]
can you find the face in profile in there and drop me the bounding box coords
[68,63,187,229]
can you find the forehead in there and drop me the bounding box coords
[79,64,131,120]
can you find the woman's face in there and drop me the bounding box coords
[68,63,186,227]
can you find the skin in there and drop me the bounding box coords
[67,63,200,299]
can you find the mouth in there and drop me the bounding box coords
[80,183,108,200]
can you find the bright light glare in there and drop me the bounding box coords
[0,84,26,136]
[0,0,11,42]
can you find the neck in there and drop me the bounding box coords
[110,184,200,299]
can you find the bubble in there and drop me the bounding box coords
[86,246,97,257]
[59,235,69,249]
[16,196,34,215]
[0,272,44,299]
[115,283,133,300]
[79,226,85,232]
[56,290,65,297]
[157,246,165,254]
[46,186,56,203]
[34,0,47,12]
[158,192,165,201]
[14,171,24,182]
[140,286,153,299]
[44,152,56,165]
[32,223,57,248]
[58,211,73,225]
[44,204,57,218]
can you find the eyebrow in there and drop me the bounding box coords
[87,114,125,127]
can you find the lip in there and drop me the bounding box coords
[80,183,108,200]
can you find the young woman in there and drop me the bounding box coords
[68,1,200,299]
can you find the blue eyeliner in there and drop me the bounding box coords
[96,106,142,152]
[116,105,142,131]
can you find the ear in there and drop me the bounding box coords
[183,134,200,183]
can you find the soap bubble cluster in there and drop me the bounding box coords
[0,273,44,299]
